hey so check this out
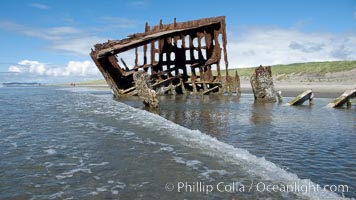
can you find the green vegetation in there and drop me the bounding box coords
[224,60,356,77]
[76,79,107,85]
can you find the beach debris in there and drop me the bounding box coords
[221,71,241,95]
[133,70,159,109]
[90,16,240,98]
[276,90,283,103]
[327,89,356,108]
[235,71,241,94]
[288,89,314,106]
[250,65,276,102]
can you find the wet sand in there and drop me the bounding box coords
[77,82,355,99]
[241,81,355,98]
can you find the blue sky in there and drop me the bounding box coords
[0,0,355,83]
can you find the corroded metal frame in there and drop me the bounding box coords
[91,16,238,96]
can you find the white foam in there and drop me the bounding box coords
[10,142,17,148]
[123,131,135,136]
[173,156,186,164]
[44,149,57,155]
[96,186,108,192]
[186,160,202,168]
[145,138,158,145]
[86,122,117,134]
[58,163,77,167]
[56,168,92,180]
[173,154,229,183]
[159,146,174,152]
[107,101,346,200]
[132,138,144,144]
[88,162,109,166]
[56,175,68,180]
[62,168,92,175]
[130,182,149,188]
[48,191,64,199]
[173,157,201,170]
[115,181,127,189]
[78,87,347,199]
[62,184,70,190]
[89,191,98,196]
[111,190,119,195]
[199,169,228,181]
[44,162,54,168]
[57,87,94,93]
[110,182,127,195]
[57,145,67,149]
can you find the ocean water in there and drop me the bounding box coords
[0,87,354,200]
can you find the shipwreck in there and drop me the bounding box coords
[90,16,240,100]
[327,89,356,108]
[288,89,314,106]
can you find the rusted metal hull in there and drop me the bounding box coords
[90,16,239,97]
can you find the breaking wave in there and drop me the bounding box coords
[68,88,347,200]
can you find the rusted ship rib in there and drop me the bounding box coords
[90,16,240,97]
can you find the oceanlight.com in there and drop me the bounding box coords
[164,181,349,195]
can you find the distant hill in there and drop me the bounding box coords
[223,60,356,77]
[2,82,41,87]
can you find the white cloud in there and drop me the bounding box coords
[0,21,118,56]
[100,17,138,29]
[8,66,22,73]
[227,27,356,68]
[2,18,355,74]
[46,61,99,77]
[0,21,83,40]
[8,60,46,75]
[130,0,149,8]
[8,60,100,77]
[0,21,23,31]
[47,26,82,35]
[29,3,50,10]
[50,36,106,56]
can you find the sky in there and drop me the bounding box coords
[0,0,355,83]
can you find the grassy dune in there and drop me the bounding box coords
[224,60,356,77]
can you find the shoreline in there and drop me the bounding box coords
[241,82,355,98]
[76,82,355,99]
